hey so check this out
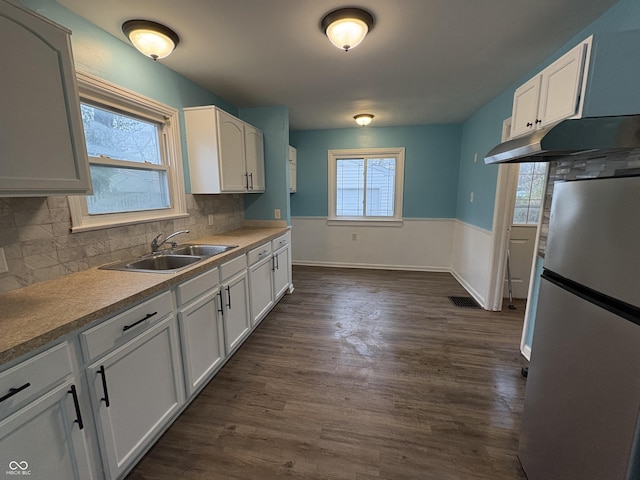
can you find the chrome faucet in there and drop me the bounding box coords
[151,230,189,253]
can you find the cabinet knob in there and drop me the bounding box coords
[535,119,542,124]
[526,122,533,127]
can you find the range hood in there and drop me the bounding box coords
[484,114,640,164]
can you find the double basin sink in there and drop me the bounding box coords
[100,244,237,273]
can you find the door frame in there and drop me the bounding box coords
[486,118,518,311]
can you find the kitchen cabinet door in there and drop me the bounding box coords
[221,271,251,353]
[289,146,297,193]
[249,255,275,326]
[0,380,96,480]
[178,290,226,397]
[244,125,265,192]
[538,42,587,128]
[510,75,542,138]
[0,0,91,196]
[273,244,291,301]
[217,109,247,192]
[87,316,184,480]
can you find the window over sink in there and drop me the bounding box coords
[68,71,187,232]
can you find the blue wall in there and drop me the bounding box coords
[240,106,291,224]
[457,0,640,230]
[289,124,462,218]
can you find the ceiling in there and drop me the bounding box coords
[57,0,619,130]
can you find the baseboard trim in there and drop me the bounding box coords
[292,260,450,273]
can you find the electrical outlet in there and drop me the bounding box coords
[352,233,357,241]
[207,214,214,226]
[0,248,8,274]
[474,152,478,163]
[274,209,281,219]
[470,192,474,203]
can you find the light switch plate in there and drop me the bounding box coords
[0,248,8,274]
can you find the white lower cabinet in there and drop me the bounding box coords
[176,268,226,397]
[86,316,184,479]
[0,231,293,480]
[1,380,96,479]
[219,256,251,353]
[0,343,97,480]
[272,233,292,300]
[248,243,275,326]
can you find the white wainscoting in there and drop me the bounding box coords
[451,220,493,308]
[291,217,493,309]
[290,217,454,272]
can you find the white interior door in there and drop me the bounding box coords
[505,225,537,299]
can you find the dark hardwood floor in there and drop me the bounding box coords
[127,266,528,480]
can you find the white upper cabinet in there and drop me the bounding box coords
[0,0,91,196]
[244,125,265,192]
[538,43,587,128]
[289,146,297,193]
[184,106,265,194]
[511,76,543,138]
[510,39,589,139]
[216,109,247,192]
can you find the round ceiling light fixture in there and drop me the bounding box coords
[122,19,180,60]
[354,113,374,126]
[321,7,375,52]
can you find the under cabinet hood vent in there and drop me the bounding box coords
[484,115,640,164]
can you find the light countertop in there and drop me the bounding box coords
[0,226,289,365]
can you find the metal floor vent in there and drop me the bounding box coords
[448,296,480,308]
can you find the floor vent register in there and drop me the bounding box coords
[448,296,480,308]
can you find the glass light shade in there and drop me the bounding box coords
[321,8,374,52]
[325,18,369,52]
[128,29,175,59]
[354,114,374,126]
[122,20,180,60]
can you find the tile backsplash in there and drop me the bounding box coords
[0,194,244,294]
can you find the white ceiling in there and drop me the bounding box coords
[57,0,618,130]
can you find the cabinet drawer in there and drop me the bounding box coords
[0,342,72,413]
[247,243,272,266]
[176,267,219,306]
[220,255,247,281]
[272,232,290,251]
[81,290,174,362]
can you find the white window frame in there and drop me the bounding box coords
[513,162,548,225]
[68,71,187,232]
[328,147,405,226]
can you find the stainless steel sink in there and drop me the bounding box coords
[99,244,237,273]
[127,255,201,271]
[169,244,237,257]
[100,254,202,273]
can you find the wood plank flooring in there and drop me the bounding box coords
[126,266,528,480]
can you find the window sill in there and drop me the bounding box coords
[326,218,404,227]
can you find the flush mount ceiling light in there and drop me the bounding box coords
[321,7,375,52]
[354,114,374,126]
[122,19,180,60]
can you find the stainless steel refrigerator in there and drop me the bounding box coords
[518,175,640,480]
